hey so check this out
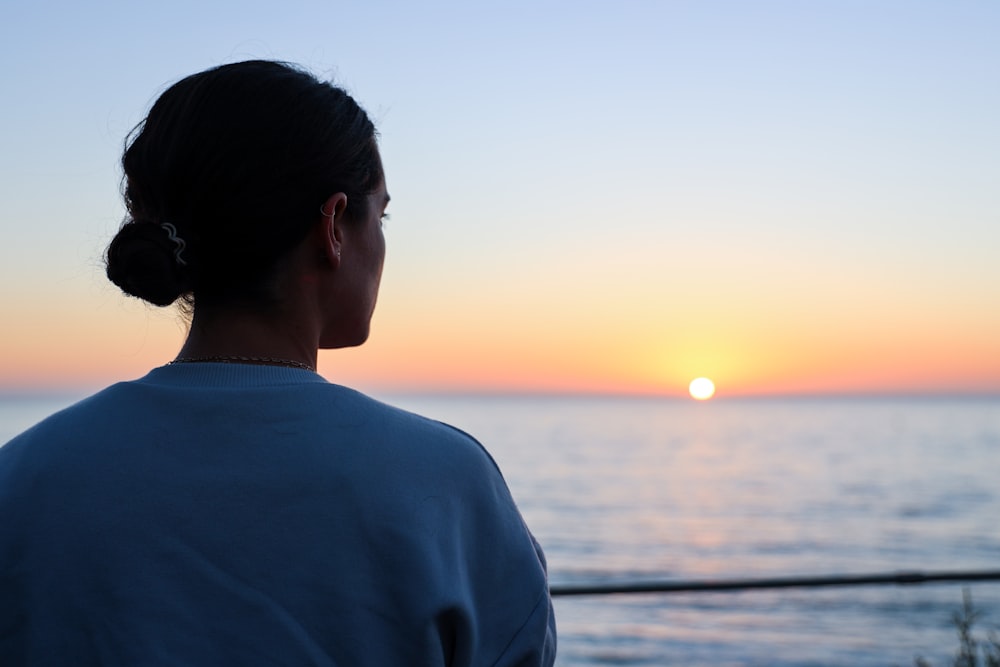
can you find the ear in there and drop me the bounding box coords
[318,193,349,266]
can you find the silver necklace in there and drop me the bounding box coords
[170,356,316,372]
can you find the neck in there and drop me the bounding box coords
[176,305,319,371]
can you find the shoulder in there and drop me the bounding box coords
[0,384,139,508]
[1,384,130,455]
[325,387,510,491]
[353,392,498,460]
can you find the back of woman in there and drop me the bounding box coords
[0,60,555,667]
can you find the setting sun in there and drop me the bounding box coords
[689,377,716,400]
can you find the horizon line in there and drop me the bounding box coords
[1,384,998,402]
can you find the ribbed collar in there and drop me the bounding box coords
[138,363,329,389]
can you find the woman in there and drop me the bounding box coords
[0,60,555,666]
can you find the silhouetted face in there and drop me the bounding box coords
[320,180,389,349]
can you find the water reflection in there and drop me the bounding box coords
[389,394,1000,665]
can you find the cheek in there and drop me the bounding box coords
[374,229,386,269]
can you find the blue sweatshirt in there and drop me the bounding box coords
[0,364,556,666]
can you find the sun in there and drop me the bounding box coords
[688,377,716,400]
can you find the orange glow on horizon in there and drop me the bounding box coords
[2,280,1000,397]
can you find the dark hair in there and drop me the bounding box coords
[105,60,382,308]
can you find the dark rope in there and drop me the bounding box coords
[550,569,1000,597]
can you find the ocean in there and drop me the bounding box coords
[3,391,999,666]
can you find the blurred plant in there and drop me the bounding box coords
[914,589,1000,667]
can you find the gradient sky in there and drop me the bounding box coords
[2,1,998,396]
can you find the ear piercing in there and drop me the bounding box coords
[319,204,341,260]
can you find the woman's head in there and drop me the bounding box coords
[106,60,383,309]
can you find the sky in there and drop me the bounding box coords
[1,1,998,397]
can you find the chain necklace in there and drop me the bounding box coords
[169,356,316,372]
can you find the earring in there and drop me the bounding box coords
[319,204,335,221]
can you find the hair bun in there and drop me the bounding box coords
[105,221,191,306]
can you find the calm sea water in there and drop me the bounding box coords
[3,392,999,666]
